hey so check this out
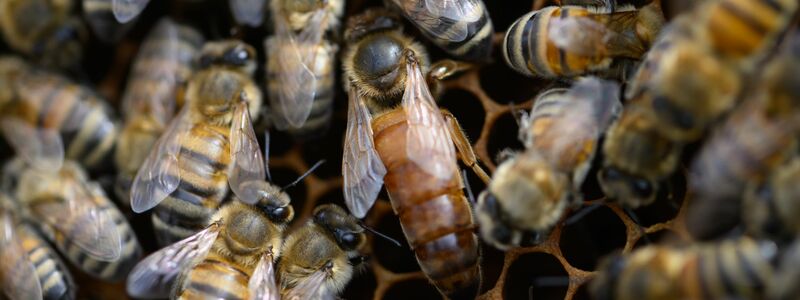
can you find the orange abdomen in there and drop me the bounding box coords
[372,109,481,300]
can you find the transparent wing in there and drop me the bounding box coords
[0,117,64,171]
[393,0,481,42]
[548,16,619,57]
[230,0,267,26]
[247,253,279,300]
[283,269,333,300]
[342,87,386,219]
[126,223,220,299]
[402,55,457,181]
[130,106,192,213]
[229,100,266,204]
[31,180,121,261]
[0,213,42,300]
[112,0,150,23]
[121,18,180,125]
[271,9,328,128]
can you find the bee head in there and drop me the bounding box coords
[312,204,365,251]
[197,40,256,75]
[344,8,402,43]
[241,181,295,224]
[476,190,521,251]
[598,167,657,208]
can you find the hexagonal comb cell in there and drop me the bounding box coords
[504,252,569,299]
[560,205,627,271]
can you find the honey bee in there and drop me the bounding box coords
[0,0,87,70]
[114,18,204,204]
[388,0,494,62]
[279,204,367,299]
[0,56,118,172]
[598,97,683,208]
[3,159,142,282]
[687,39,800,239]
[82,0,137,42]
[591,237,777,300]
[341,9,490,299]
[503,0,664,79]
[126,182,295,299]
[628,0,797,142]
[0,195,76,300]
[477,77,622,250]
[265,0,344,139]
[129,40,266,246]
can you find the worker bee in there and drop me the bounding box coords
[477,77,622,250]
[114,18,204,204]
[0,0,87,70]
[0,194,76,300]
[341,9,490,299]
[591,237,777,300]
[388,0,494,62]
[598,97,683,208]
[129,40,266,246]
[82,0,138,42]
[265,0,344,139]
[3,159,142,282]
[279,204,367,299]
[687,39,800,240]
[126,181,295,299]
[503,0,664,79]
[0,56,118,172]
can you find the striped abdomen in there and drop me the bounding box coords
[152,123,231,246]
[17,223,75,300]
[176,255,250,300]
[504,7,612,78]
[417,3,493,62]
[14,72,117,170]
[707,0,797,60]
[266,40,336,140]
[46,190,142,282]
[372,109,481,300]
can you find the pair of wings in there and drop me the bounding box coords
[392,0,483,43]
[342,53,458,218]
[0,213,41,300]
[112,0,266,26]
[129,99,266,213]
[121,18,186,126]
[126,223,332,299]
[268,4,329,128]
[546,7,643,58]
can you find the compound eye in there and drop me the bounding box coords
[269,205,292,223]
[632,179,654,199]
[601,167,622,182]
[339,232,360,250]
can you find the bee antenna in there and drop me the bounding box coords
[461,169,476,205]
[359,221,402,247]
[624,207,651,244]
[565,203,603,225]
[281,160,325,191]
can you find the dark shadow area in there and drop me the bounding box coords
[504,252,569,300]
[560,205,626,271]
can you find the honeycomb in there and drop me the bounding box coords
[65,0,698,299]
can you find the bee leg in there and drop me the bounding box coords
[427,60,474,98]
[441,110,491,184]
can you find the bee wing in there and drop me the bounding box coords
[126,223,221,299]
[342,87,386,219]
[247,253,279,300]
[402,56,457,181]
[230,0,267,27]
[0,213,43,300]
[271,9,328,128]
[0,117,64,171]
[547,16,641,57]
[112,0,149,23]
[229,100,266,204]
[31,181,122,261]
[394,0,481,42]
[130,106,192,213]
[283,269,333,300]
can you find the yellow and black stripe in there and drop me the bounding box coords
[175,255,250,300]
[422,2,494,62]
[17,222,75,300]
[706,0,797,60]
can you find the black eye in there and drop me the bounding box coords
[222,48,249,66]
[632,179,653,198]
[269,206,290,223]
[492,224,513,245]
[339,232,360,250]
[601,167,622,182]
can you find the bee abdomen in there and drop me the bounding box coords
[434,8,494,62]
[177,259,249,300]
[680,239,772,298]
[18,224,75,300]
[707,0,797,59]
